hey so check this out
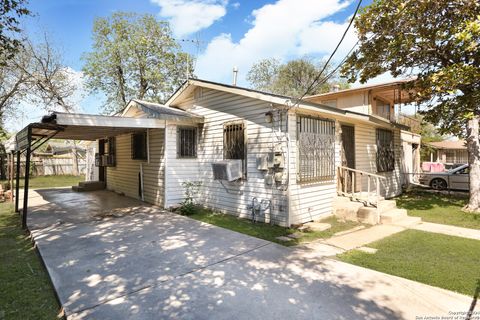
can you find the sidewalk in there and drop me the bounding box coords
[302,220,479,255]
[411,222,480,240]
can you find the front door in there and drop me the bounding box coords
[341,125,355,193]
[341,125,355,168]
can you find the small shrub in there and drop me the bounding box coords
[179,181,202,215]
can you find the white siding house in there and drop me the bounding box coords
[99,79,419,227]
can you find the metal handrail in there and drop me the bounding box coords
[337,166,387,207]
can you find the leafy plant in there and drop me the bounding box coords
[179,181,202,215]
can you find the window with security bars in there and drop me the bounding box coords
[223,122,245,160]
[177,127,197,158]
[376,129,394,172]
[131,132,147,160]
[297,116,335,183]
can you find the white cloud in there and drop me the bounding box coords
[195,0,358,86]
[232,2,240,9]
[151,0,228,37]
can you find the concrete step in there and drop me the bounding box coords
[78,181,105,191]
[333,201,364,222]
[380,208,408,224]
[72,186,85,192]
[377,199,397,214]
[357,207,379,225]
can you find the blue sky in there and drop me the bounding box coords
[8,0,380,131]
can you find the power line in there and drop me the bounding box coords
[306,0,415,94]
[294,0,363,103]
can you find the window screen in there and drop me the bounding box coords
[177,127,197,158]
[131,132,147,160]
[223,122,245,160]
[297,116,336,183]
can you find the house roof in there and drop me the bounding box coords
[428,140,467,150]
[165,78,408,130]
[304,78,416,104]
[121,99,203,122]
[167,78,366,117]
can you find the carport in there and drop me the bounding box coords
[13,112,166,229]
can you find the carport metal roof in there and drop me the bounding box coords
[13,108,202,229]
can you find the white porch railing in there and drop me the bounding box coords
[337,166,387,207]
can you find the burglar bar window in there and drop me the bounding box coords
[376,129,394,172]
[297,116,335,183]
[177,127,197,158]
[131,132,147,160]
[223,122,245,160]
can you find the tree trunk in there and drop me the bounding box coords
[465,116,480,213]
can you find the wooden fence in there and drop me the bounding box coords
[1,156,86,178]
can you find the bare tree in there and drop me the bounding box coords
[15,34,82,175]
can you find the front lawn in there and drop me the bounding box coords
[338,230,480,296]
[396,190,480,230]
[186,208,362,246]
[0,202,61,319]
[1,174,84,190]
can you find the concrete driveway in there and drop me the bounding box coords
[27,189,472,320]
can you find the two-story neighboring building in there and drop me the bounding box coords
[304,79,422,187]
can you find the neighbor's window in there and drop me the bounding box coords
[374,98,391,120]
[297,116,335,183]
[131,132,147,160]
[376,129,394,172]
[223,122,245,160]
[177,127,197,158]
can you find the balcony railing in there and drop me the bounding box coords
[372,110,421,134]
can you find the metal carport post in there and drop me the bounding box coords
[15,124,63,229]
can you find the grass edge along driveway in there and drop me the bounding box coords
[338,229,480,297]
[0,202,61,320]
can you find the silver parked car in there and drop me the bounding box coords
[419,164,470,190]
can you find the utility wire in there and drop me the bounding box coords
[294,0,363,103]
[306,0,414,95]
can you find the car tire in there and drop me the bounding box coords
[430,178,447,190]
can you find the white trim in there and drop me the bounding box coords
[163,120,168,208]
[146,129,150,164]
[54,112,166,128]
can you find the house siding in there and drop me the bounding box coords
[106,128,165,206]
[287,113,341,225]
[166,88,289,226]
[354,124,403,198]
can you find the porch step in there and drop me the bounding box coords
[357,207,379,225]
[380,208,408,224]
[72,186,85,192]
[333,197,364,222]
[73,181,105,192]
[333,195,422,226]
[377,200,397,214]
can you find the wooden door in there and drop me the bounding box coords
[341,125,355,193]
[341,125,355,169]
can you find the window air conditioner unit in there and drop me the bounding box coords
[212,160,243,181]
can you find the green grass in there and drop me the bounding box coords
[396,190,480,230]
[1,174,84,189]
[186,208,363,246]
[0,202,61,319]
[338,230,480,296]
